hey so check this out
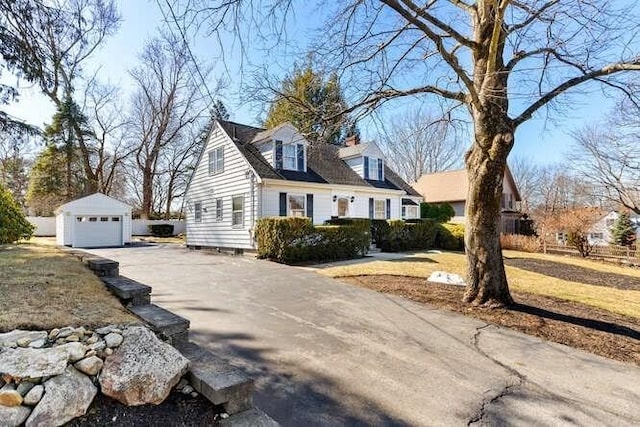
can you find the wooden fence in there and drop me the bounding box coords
[542,243,639,264]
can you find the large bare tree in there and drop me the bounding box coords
[0,0,120,193]
[570,107,640,214]
[127,32,208,219]
[182,0,640,306]
[380,108,463,183]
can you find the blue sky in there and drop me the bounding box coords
[2,0,619,165]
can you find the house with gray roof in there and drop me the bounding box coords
[185,120,422,250]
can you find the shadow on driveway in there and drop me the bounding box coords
[190,329,410,427]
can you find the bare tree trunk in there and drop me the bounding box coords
[463,97,515,306]
[140,166,154,220]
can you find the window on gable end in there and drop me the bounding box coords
[208,147,224,175]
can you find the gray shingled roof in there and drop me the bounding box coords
[217,119,419,195]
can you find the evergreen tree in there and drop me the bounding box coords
[0,183,33,243]
[264,64,350,145]
[44,94,92,199]
[610,211,636,247]
[211,99,230,121]
[25,145,84,216]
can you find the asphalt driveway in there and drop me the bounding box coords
[88,244,640,426]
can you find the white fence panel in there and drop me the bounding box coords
[27,217,56,236]
[131,219,185,236]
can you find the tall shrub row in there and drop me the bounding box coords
[255,217,370,263]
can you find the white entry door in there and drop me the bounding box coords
[73,216,122,248]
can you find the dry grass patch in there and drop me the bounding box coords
[503,249,640,278]
[0,244,138,332]
[319,251,640,319]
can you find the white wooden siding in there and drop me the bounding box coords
[345,157,364,178]
[261,183,403,223]
[186,125,259,249]
[261,185,332,225]
[259,141,274,167]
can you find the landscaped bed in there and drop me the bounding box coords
[320,250,640,366]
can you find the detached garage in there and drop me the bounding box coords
[55,193,132,248]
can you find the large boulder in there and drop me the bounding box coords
[0,405,31,427]
[0,347,68,379]
[0,331,47,349]
[99,326,189,406]
[25,366,96,427]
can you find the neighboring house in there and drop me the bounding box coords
[185,120,422,250]
[411,167,521,233]
[557,211,640,246]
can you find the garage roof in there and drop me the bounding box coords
[54,193,132,214]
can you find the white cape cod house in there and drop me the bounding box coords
[185,120,422,250]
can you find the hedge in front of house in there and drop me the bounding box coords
[256,217,369,263]
[148,224,175,237]
[255,217,314,261]
[378,219,439,252]
[436,223,465,251]
[285,225,370,263]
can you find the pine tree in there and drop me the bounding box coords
[0,183,34,243]
[264,63,351,145]
[610,211,636,247]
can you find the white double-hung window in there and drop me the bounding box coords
[232,196,244,226]
[288,195,306,217]
[374,200,386,219]
[283,144,297,170]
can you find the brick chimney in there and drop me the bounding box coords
[345,134,360,147]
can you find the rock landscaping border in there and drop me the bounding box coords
[66,248,278,426]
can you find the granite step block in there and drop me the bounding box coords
[129,304,190,344]
[220,408,279,426]
[101,276,152,306]
[178,342,254,415]
[86,257,119,277]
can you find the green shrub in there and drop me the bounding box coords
[255,217,314,260]
[285,225,370,263]
[436,223,465,251]
[370,219,390,244]
[148,224,174,237]
[0,185,34,244]
[255,217,368,263]
[324,217,371,234]
[378,219,438,252]
[420,202,455,222]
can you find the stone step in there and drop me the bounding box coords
[220,408,279,426]
[129,304,190,345]
[85,257,119,277]
[177,342,254,415]
[101,276,151,306]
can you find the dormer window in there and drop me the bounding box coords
[364,156,383,181]
[275,140,305,171]
[283,143,297,169]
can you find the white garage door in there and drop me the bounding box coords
[73,216,122,248]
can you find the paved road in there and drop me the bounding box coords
[88,245,640,426]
